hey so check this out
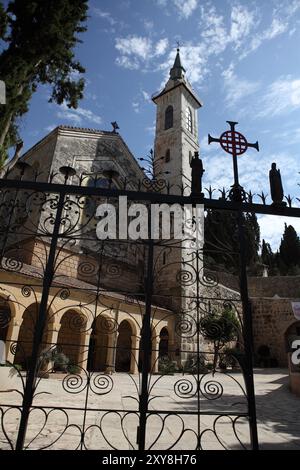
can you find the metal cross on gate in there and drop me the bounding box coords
[208,121,259,201]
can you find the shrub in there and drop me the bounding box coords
[53,352,70,372]
[41,348,70,372]
[158,356,176,375]
[183,353,207,374]
[67,364,81,375]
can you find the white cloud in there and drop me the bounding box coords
[222,63,260,107]
[115,36,169,70]
[200,5,228,55]
[265,17,288,39]
[142,90,150,101]
[116,36,152,58]
[202,148,299,203]
[258,76,300,117]
[115,55,139,70]
[271,126,300,146]
[230,4,257,49]
[155,38,169,56]
[259,215,300,251]
[146,124,155,136]
[240,1,300,58]
[143,19,154,31]
[132,101,140,113]
[115,1,299,92]
[44,124,57,133]
[174,0,198,19]
[93,8,117,26]
[57,103,102,126]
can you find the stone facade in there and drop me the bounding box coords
[214,271,300,367]
[0,267,173,374]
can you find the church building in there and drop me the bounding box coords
[0,48,299,377]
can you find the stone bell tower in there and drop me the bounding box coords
[152,49,204,361]
[152,48,202,194]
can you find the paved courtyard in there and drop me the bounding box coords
[0,368,299,450]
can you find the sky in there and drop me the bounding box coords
[8,0,300,250]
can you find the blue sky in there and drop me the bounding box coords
[11,0,300,249]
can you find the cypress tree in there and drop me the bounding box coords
[204,210,260,273]
[279,224,300,274]
[261,238,279,275]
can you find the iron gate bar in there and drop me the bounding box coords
[0,404,250,416]
[236,210,258,450]
[1,178,300,217]
[138,212,154,450]
[15,191,66,450]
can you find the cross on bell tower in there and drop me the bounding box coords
[208,121,259,201]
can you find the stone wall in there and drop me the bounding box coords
[251,297,297,367]
[208,270,300,367]
[248,276,300,298]
[214,270,300,298]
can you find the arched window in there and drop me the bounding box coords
[165,105,173,130]
[186,107,193,133]
[165,149,170,163]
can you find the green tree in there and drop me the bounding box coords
[0,0,88,169]
[261,239,272,265]
[200,307,240,372]
[204,210,260,273]
[244,212,260,270]
[279,224,300,274]
[261,239,278,275]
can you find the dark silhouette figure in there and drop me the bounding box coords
[190,151,205,196]
[269,162,285,205]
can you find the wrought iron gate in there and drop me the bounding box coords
[0,156,300,451]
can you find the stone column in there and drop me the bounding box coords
[131,335,140,375]
[78,331,91,373]
[40,322,61,373]
[105,332,117,374]
[6,320,21,363]
[45,322,61,350]
[151,336,160,374]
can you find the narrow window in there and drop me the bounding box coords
[165,105,173,130]
[165,149,170,162]
[186,107,192,133]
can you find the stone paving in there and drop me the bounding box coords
[0,368,299,450]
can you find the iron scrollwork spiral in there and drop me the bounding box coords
[174,378,197,399]
[176,268,196,287]
[96,315,118,334]
[77,261,99,278]
[90,374,113,395]
[105,263,122,279]
[175,314,197,338]
[21,285,33,298]
[62,369,87,394]
[1,257,23,273]
[199,375,224,400]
